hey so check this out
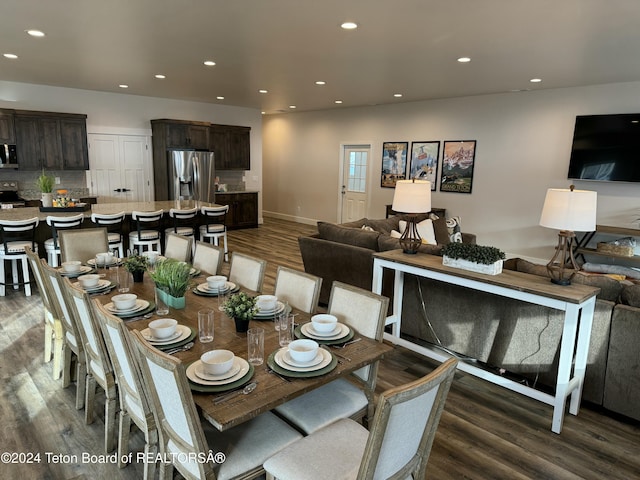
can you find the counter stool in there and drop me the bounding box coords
[165,207,198,255]
[0,217,39,296]
[199,205,229,262]
[44,214,84,267]
[91,211,126,257]
[129,210,163,254]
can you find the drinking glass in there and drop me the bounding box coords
[217,289,229,312]
[247,327,264,365]
[278,313,294,347]
[198,309,214,343]
[117,268,131,293]
[155,286,169,315]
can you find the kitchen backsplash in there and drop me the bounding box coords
[0,170,89,200]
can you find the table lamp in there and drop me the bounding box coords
[539,185,597,285]
[392,179,431,254]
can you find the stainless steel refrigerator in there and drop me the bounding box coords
[169,150,215,202]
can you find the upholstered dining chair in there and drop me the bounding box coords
[0,217,39,296]
[192,241,224,275]
[130,330,303,480]
[164,232,193,263]
[274,281,389,434]
[44,213,84,267]
[264,358,458,480]
[40,259,87,410]
[91,211,126,257]
[93,300,158,478]
[25,246,63,379]
[59,227,110,264]
[64,278,117,453]
[199,205,229,261]
[229,252,267,293]
[273,266,322,314]
[128,210,163,254]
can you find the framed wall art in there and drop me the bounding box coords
[440,140,477,194]
[380,142,408,188]
[409,141,440,190]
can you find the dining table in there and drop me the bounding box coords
[91,269,393,432]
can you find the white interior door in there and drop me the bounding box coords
[340,145,370,223]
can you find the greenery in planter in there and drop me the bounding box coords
[442,242,506,265]
[223,292,257,321]
[122,252,149,274]
[36,169,55,193]
[148,258,193,297]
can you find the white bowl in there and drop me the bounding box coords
[111,293,137,311]
[256,294,278,312]
[78,274,100,288]
[95,252,115,266]
[62,260,82,273]
[311,314,338,333]
[207,275,227,290]
[200,349,235,375]
[288,339,319,363]
[148,318,178,339]
[142,250,160,266]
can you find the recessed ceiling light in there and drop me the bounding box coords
[315,81,326,85]
[530,78,542,83]
[393,93,403,98]
[217,96,225,100]
[334,100,343,104]
[26,29,45,37]
[259,89,268,94]
[631,120,639,124]
[119,84,129,89]
[155,74,166,79]
[261,111,266,115]
[203,60,216,66]
[289,105,297,109]
[341,22,358,30]
[457,57,471,63]
[3,53,18,59]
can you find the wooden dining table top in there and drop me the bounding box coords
[96,272,393,431]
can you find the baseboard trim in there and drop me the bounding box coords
[262,211,318,226]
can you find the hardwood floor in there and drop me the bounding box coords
[1,217,638,479]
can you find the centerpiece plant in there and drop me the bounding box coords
[441,243,506,275]
[148,258,193,309]
[122,252,149,282]
[223,292,257,332]
[36,170,55,207]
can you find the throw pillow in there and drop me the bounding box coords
[390,230,401,238]
[432,215,450,245]
[446,216,463,243]
[399,219,436,244]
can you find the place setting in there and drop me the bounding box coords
[193,275,238,297]
[104,293,154,319]
[75,273,117,294]
[253,294,288,320]
[267,339,338,378]
[186,349,255,393]
[57,261,94,278]
[295,314,355,345]
[87,251,123,268]
[140,318,196,351]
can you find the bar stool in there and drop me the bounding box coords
[91,211,126,257]
[44,214,84,267]
[199,205,229,262]
[129,210,163,254]
[0,217,39,296]
[165,207,198,255]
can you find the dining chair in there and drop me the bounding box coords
[25,246,64,379]
[229,251,267,293]
[274,281,389,434]
[128,210,163,254]
[130,330,303,480]
[0,217,39,296]
[91,211,126,257]
[44,213,85,267]
[165,207,198,253]
[264,358,458,480]
[273,266,322,314]
[59,227,110,264]
[199,205,229,261]
[192,241,224,275]
[64,278,117,453]
[164,232,193,263]
[40,259,87,410]
[93,300,158,478]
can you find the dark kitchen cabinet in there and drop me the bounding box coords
[0,109,15,144]
[214,192,258,229]
[166,123,210,150]
[209,124,251,170]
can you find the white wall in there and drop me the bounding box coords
[262,81,640,262]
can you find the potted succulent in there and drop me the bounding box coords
[441,242,506,275]
[36,169,55,207]
[148,258,193,309]
[123,252,149,282]
[223,292,258,332]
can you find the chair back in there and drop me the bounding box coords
[167,207,198,234]
[192,241,224,275]
[130,330,215,479]
[358,358,458,479]
[59,227,110,264]
[200,205,228,232]
[46,214,84,249]
[229,252,267,293]
[131,210,164,241]
[91,211,125,233]
[164,233,193,262]
[25,246,53,314]
[274,266,322,314]
[0,217,39,257]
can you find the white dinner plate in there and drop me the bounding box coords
[194,359,242,381]
[282,349,324,368]
[301,322,350,341]
[105,299,149,315]
[186,357,250,385]
[76,279,111,292]
[87,257,122,267]
[196,282,235,294]
[255,301,285,317]
[274,347,332,372]
[139,324,191,345]
[59,265,93,277]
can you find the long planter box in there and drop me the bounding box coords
[442,255,503,275]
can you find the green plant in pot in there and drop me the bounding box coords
[148,258,193,309]
[36,170,55,207]
[123,253,149,282]
[441,242,506,275]
[223,292,257,332]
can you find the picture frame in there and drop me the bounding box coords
[440,140,477,194]
[409,141,440,190]
[380,142,409,188]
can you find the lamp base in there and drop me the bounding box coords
[399,215,422,254]
[546,230,579,286]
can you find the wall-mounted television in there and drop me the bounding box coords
[567,113,640,183]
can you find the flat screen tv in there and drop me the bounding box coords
[567,113,640,183]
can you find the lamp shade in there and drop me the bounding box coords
[539,187,597,232]
[392,180,432,214]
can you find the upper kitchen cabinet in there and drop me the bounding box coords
[152,119,210,150]
[14,111,88,170]
[0,109,16,144]
[210,124,251,170]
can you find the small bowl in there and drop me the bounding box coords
[256,294,278,312]
[111,293,137,311]
[148,318,178,339]
[200,349,235,375]
[62,260,82,273]
[78,274,100,288]
[206,275,227,290]
[142,250,160,266]
[288,339,319,363]
[96,252,115,266]
[311,314,338,333]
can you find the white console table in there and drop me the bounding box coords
[372,250,600,434]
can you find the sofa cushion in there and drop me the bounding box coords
[620,284,640,307]
[433,215,451,245]
[377,234,443,255]
[317,222,380,251]
[515,258,548,277]
[572,272,625,302]
[399,218,436,244]
[362,216,400,235]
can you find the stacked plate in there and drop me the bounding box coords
[104,299,150,317]
[254,300,286,319]
[300,322,351,341]
[75,279,115,294]
[58,265,93,278]
[140,324,192,346]
[193,281,237,297]
[267,347,338,378]
[186,357,254,392]
[87,257,123,267]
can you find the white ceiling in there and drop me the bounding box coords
[2,0,640,114]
